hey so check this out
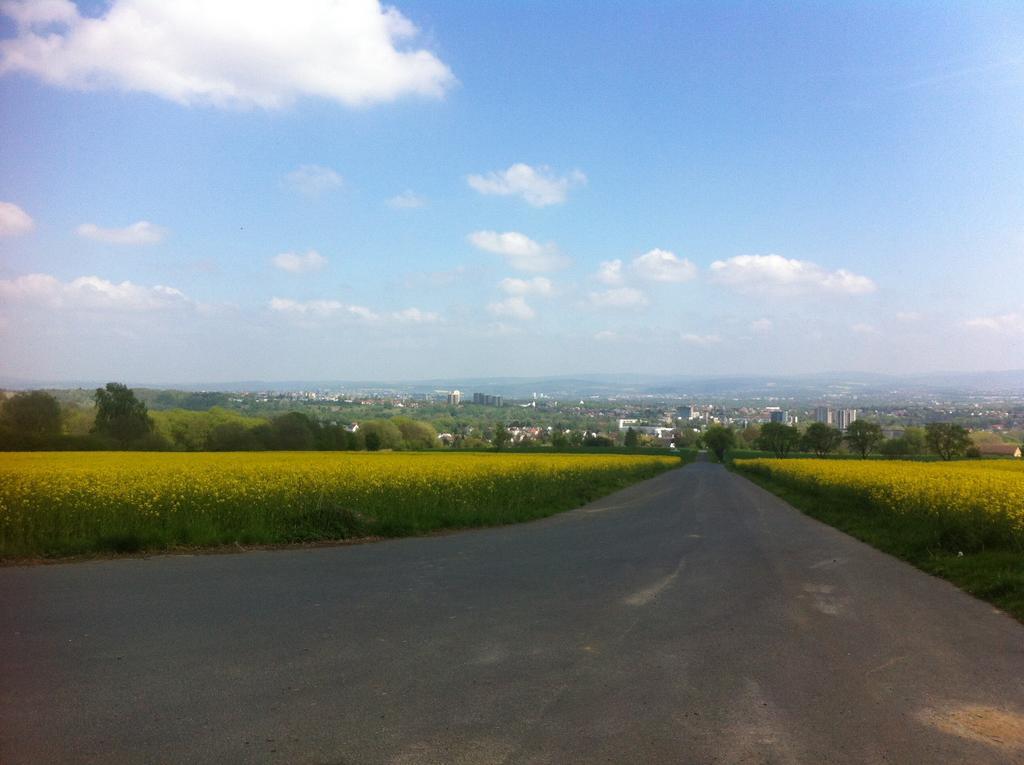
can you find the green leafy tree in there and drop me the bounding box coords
[268,412,317,450]
[358,420,404,451]
[551,430,569,449]
[624,426,639,447]
[0,391,62,438]
[391,417,437,450]
[701,425,736,461]
[800,422,843,458]
[92,383,153,446]
[755,422,801,458]
[493,422,510,450]
[925,423,972,461]
[844,420,884,458]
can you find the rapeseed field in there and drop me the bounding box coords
[0,451,680,558]
[735,458,1024,552]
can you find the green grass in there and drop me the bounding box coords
[737,469,1024,622]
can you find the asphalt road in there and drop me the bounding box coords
[3,460,1024,764]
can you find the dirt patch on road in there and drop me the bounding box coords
[919,704,1024,753]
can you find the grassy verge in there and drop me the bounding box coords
[736,469,1024,622]
[0,451,684,560]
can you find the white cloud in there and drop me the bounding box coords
[680,332,721,346]
[0,201,34,236]
[467,163,586,207]
[709,254,877,296]
[387,190,426,209]
[588,287,648,309]
[269,297,379,321]
[593,330,618,342]
[284,165,343,196]
[0,0,455,109]
[0,272,188,311]
[272,250,328,273]
[487,296,535,320]
[269,298,436,323]
[76,221,166,245]
[631,248,697,283]
[392,307,439,323]
[468,230,569,272]
[499,276,553,297]
[965,313,1023,333]
[749,318,773,333]
[896,311,923,322]
[851,322,879,335]
[595,259,624,286]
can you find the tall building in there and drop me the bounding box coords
[447,390,461,406]
[472,393,503,407]
[769,410,788,424]
[814,406,834,425]
[678,405,694,420]
[835,409,858,431]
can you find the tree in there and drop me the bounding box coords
[391,417,437,450]
[493,422,510,450]
[880,426,926,457]
[925,423,972,461]
[844,420,883,458]
[268,412,316,450]
[701,425,735,462]
[624,427,639,447]
[801,422,843,458]
[92,383,153,446]
[0,391,62,439]
[755,422,801,458]
[358,420,403,451]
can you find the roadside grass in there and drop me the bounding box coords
[0,451,685,561]
[736,469,1024,622]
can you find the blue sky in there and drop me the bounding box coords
[1,0,1022,383]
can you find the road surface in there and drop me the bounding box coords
[3,460,1024,764]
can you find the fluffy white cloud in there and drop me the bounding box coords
[709,254,876,296]
[588,287,648,309]
[467,163,586,207]
[595,259,624,286]
[593,330,618,342]
[680,332,721,346]
[284,165,343,196]
[269,298,436,323]
[499,276,553,297]
[269,297,379,321]
[76,221,166,245]
[631,248,697,283]
[272,250,328,273]
[0,0,455,109]
[487,296,535,320]
[392,307,439,323]
[965,313,1023,333]
[0,201,34,236]
[468,230,569,272]
[749,318,773,333]
[387,190,426,209]
[0,272,188,310]
[851,322,879,335]
[896,311,923,322]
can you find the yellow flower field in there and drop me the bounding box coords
[0,451,680,558]
[735,458,1024,551]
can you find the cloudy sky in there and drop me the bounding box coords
[1,0,1022,383]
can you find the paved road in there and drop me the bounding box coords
[3,461,1024,764]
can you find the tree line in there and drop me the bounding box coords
[0,384,441,452]
[699,420,982,462]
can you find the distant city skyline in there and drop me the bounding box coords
[1,1,1023,383]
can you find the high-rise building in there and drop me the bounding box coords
[835,409,858,431]
[678,405,694,420]
[769,410,788,424]
[447,390,461,406]
[814,406,834,425]
[472,393,503,407]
